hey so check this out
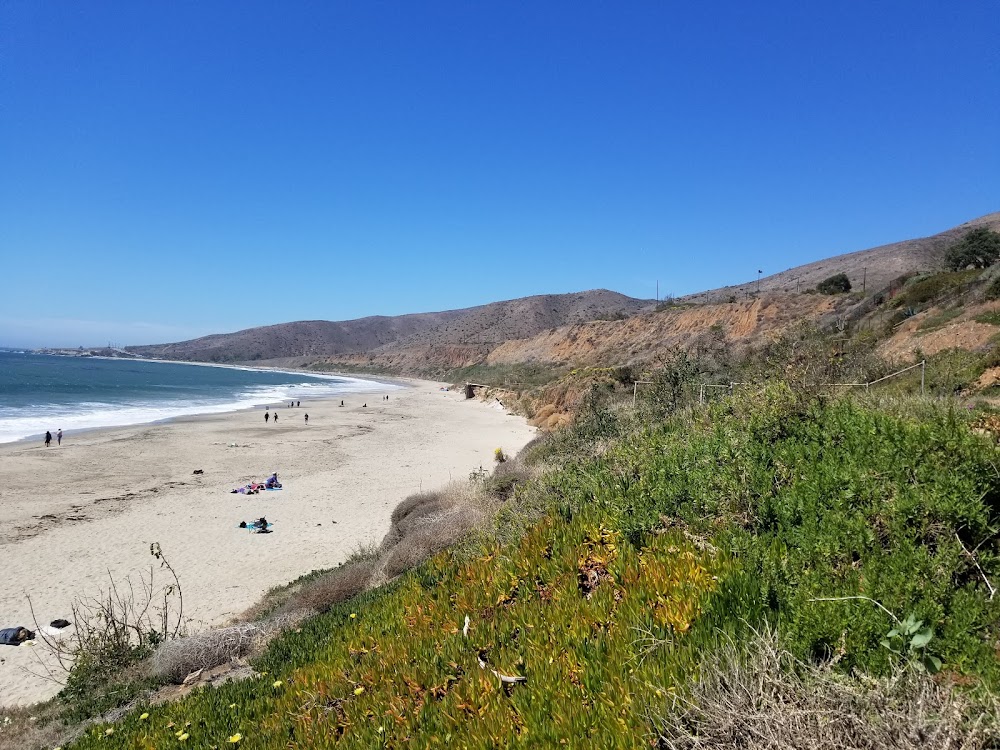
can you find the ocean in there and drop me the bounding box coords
[0,351,391,444]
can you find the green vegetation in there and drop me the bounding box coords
[817,272,852,294]
[890,269,982,310]
[916,307,962,331]
[655,297,698,312]
[61,383,1000,749]
[976,309,1000,326]
[945,227,1000,271]
[985,276,1000,301]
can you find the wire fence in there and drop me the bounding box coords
[693,360,927,405]
[821,360,926,396]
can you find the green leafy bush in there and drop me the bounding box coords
[891,269,981,310]
[945,227,1000,271]
[817,273,852,294]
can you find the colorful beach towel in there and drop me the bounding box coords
[239,521,273,533]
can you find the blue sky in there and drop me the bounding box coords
[2,1,998,347]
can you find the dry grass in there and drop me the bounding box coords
[278,560,376,616]
[0,702,80,750]
[382,505,482,578]
[655,629,1000,750]
[378,481,486,578]
[380,489,464,549]
[150,613,304,684]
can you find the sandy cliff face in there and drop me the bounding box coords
[879,301,1000,362]
[484,294,840,367]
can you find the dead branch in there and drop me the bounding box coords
[956,532,997,601]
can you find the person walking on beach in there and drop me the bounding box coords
[273,413,278,423]
[304,414,309,424]
[44,430,52,447]
[57,429,63,446]
[265,411,270,423]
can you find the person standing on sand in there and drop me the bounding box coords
[304,414,309,424]
[57,429,62,445]
[44,430,52,447]
[274,413,278,423]
[265,411,270,423]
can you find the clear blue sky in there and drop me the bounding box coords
[2,1,998,347]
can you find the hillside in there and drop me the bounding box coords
[282,213,999,377]
[682,211,1000,304]
[486,294,844,368]
[127,290,651,363]
[128,212,1000,377]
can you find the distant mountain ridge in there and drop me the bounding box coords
[130,211,1000,371]
[128,290,653,363]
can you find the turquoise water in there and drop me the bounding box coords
[0,351,390,443]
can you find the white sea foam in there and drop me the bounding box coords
[0,372,400,444]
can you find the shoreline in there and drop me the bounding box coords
[0,379,535,708]
[0,355,406,446]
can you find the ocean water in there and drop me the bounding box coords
[0,351,392,444]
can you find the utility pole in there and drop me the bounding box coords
[656,280,659,302]
[862,267,867,294]
[756,270,762,295]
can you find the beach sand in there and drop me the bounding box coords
[0,379,535,707]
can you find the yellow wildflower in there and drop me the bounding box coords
[228,734,243,743]
[272,680,283,688]
[139,712,149,720]
[354,686,365,695]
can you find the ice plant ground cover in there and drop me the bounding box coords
[67,386,1000,748]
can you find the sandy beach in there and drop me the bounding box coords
[0,379,536,708]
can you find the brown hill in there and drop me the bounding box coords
[131,211,999,375]
[127,290,652,363]
[682,211,1000,304]
[485,293,844,368]
[303,212,1000,376]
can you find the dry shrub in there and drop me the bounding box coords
[656,629,1000,750]
[377,482,485,578]
[279,560,376,616]
[381,490,453,549]
[0,704,76,750]
[150,614,300,684]
[544,413,567,430]
[491,456,530,481]
[529,404,556,427]
[382,505,481,578]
